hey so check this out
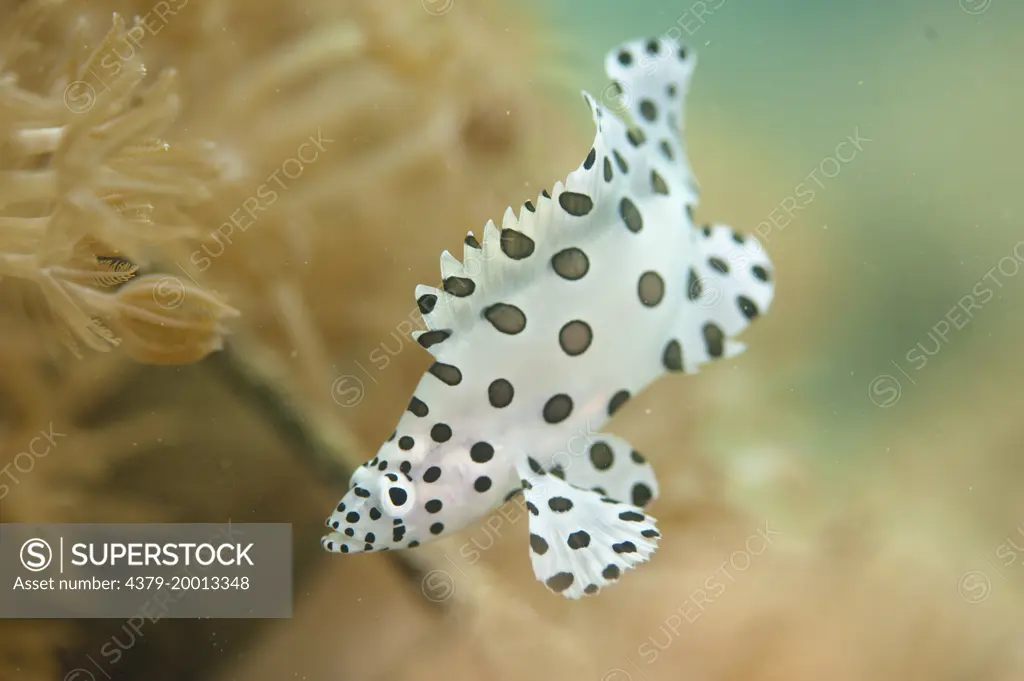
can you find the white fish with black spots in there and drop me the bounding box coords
[322,36,775,599]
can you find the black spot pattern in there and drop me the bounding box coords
[548,497,573,512]
[738,296,759,319]
[662,340,683,372]
[470,442,494,463]
[687,268,702,300]
[354,487,370,498]
[430,423,452,443]
[632,483,653,507]
[551,247,590,280]
[546,572,575,593]
[528,457,543,474]
[428,362,462,386]
[423,466,441,483]
[639,99,657,122]
[583,148,596,169]
[646,39,660,54]
[408,397,429,417]
[608,390,630,415]
[464,233,481,248]
[617,50,632,66]
[752,265,770,282]
[524,200,536,212]
[400,461,412,475]
[417,294,437,314]
[567,530,591,549]
[612,150,629,173]
[474,476,492,492]
[659,139,673,160]
[500,229,535,259]
[369,507,382,520]
[417,329,451,349]
[488,378,514,408]
[642,529,660,538]
[430,523,444,535]
[377,460,388,471]
[703,323,725,358]
[585,584,599,595]
[483,303,527,335]
[425,499,443,514]
[558,191,594,217]
[708,257,729,274]
[613,541,638,554]
[603,157,613,182]
[530,534,549,554]
[542,394,573,424]
[602,564,620,580]
[667,83,678,98]
[589,442,614,470]
[650,169,669,195]
[627,128,646,147]
[619,511,644,522]
[619,197,643,233]
[637,271,665,307]
[399,436,415,450]
[558,320,593,356]
[443,276,475,297]
[346,511,359,523]
[526,501,539,516]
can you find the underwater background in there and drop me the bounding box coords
[1,0,1023,679]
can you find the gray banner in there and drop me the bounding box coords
[0,523,292,618]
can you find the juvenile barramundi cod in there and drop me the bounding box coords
[322,36,775,599]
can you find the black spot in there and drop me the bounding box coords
[619,511,645,522]
[504,488,521,502]
[678,45,688,60]
[394,519,403,526]
[703,323,725,358]
[613,541,638,554]
[399,436,415,451]
[336,501,346,512]
[423,466,441,483]
[393,528,406,542]
[364,543,373,551]
[589,442,614,470]
[470,442,494,463]
[408,397,429,417]
[443,276,475,297]
[339,544,349,553]
[483,303,527,335]
[377,460,388,471]
[388,487,408,507]
[687,268,702,300]
[738,296,759,320]
[430,423,452,443]
[548,496,574,512]
[385,473,398,482]
[346,511,360,523]
[428,361,462,386]
[645,39,660,54]
[642,529,661,538]
[583,148,596,169]
[344,528,354,537]
[650,169,669,195]
[558,191,594,217]
[612,149,629,173]
[584,584,599,595]
[488,378,514,408]
[549,465,566,480]
[524,200,536,212]
[752,265,770,282]
[708,257,729,274]
[659,139,673,160]
[591,486,608,495]
[464,233,481,249]
[608,390,630,416]
[417,329,451,349]
[662,340,683,372]
[474,476,492,492]
[558,320,593,356]
[638,271,665,307]
[417,294,437,314]
[430,523,444,535]
[528,457,544,474]
[354,487,370,498]
[365,532,376,543]
[686,204,695,221]
[632,483,653,507]
[551,247,590,280]
[542,189,551,198]
[731,230,745,245]
[619,197,643,233]
[546,572,575,593]
[330,520,340,529]
[630,450,646,464]
[526,501,539,516]
[530,534,549,554]
[500,229,535,259]
[326,540,335,550]
[400,461,412,475]
[603,157,613,182]
[702,225,712,237]
[425,499,443,514]
[567,530,591,549]
[369,507,382,521]
[408,540,420,548]
[627,128,646,147]
[388,431,396,442]
[542,394,573,424]
[617,50,632,66]
[667,83,678,98]
[639,99,657,122]
[602,564,620,580]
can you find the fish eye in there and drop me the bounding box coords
[378,474,416,518]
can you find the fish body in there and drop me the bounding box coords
[322,36,775,599]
